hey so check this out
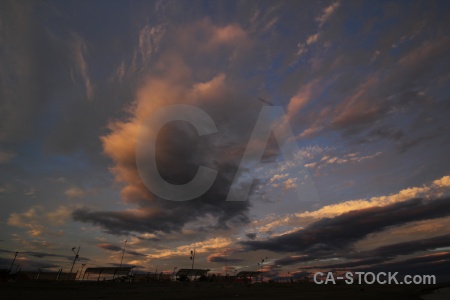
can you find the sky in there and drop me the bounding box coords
[1,0,450,282]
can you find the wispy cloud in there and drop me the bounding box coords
[64,186,86,198]
[8,205,75,237]
[316,1,340,27]
[294,1,340,58]
[70,33,94,100]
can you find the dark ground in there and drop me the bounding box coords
[1,281,447,300]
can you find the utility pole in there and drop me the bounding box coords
[78,263,86,280]
[190,249,196,269]
[258,256,268,283]
[119,240,127,268]
[9,251,18,273]
[68,246,80,280]
[224,249,228,276]
[171,267,177,280]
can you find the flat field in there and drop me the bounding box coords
[1,281,446,300]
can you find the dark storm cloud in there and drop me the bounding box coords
[71,15,271,235]
[127,251,147,257]
[207,255,244,264]
[345,252,450,281]
[318,258,387,270]
[356,126,404,145]
[0,249,90,262]
[97,244,122,252]
[97,244,146,257]
[245,233,257,240]
[0,256,59,271]
[358,234,450,260]
[296,252,450,280]
[242,197,450,253]
[305,235,450,271]
[108,263,145,269]
[397,132,441,153]
[135,234,161,242]
[273,256,308,267]
[73,160,252,235]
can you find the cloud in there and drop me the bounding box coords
[245,233,257,240]
[296,175,450,221]
[330,76,383,129]
[8,205,74,237]
[316,1,340,27]
[358,234,450,261]
[144,236,232,260]
[298,234,450,271]
[0,256,59,271]
[64,186,86,198]
[72,20,264,236]
[286,80,320,121]
[304,151,382,174]
[8,206,45,237]
[242,174,450,243]
[207,253,243,264]
[70,33,94,100]
[294,1,340,58]
[433,176,450,188]
[307,251,450,281]
[1,0,450,277]
[135,24,166,68]
[273,255,307,267]
[353,252,450,278]
[0,249,90,266]
[398,37,450,68]
[97,243,122,251]
[283,178,298,190]
[288,9,450,155]
[46,206,72,225]
[242,197,450,254]
[306,33,319,45]
[97,243,147,257]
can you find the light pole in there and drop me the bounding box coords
[9,251,18,273]
[119,240,127,268]
[171,267,177,280]
[78,263,86,280]
[224,249,228,276]
[257,256,268,283]
[190,249,196,270]
[68,246,80,280]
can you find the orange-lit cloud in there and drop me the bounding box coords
[253,174,450,233]
[7,205,74,237]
